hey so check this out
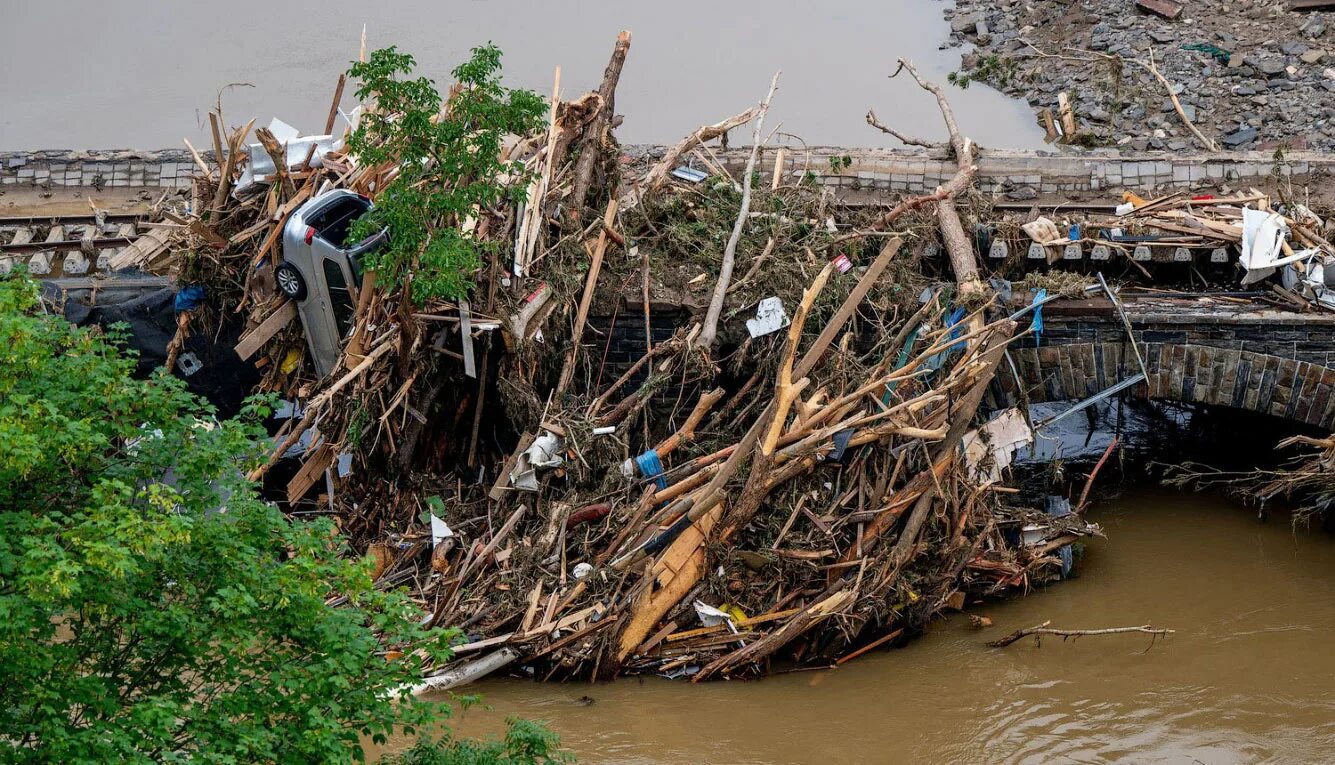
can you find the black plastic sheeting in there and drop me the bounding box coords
[43,276,262,419]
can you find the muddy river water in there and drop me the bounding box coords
[378,486,1335,764]
[1,1,1045,150]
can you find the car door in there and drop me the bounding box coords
[305,237,348,377]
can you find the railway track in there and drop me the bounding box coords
[0,212,149,277]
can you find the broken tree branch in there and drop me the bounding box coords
[698,71,781,349]
[865,108,934,148]
[988,620,1175,647]
[641,106,761,199]
[893,59,984,300]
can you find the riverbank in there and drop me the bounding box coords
[944,0,1335,152]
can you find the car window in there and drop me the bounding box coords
[305,195,371,245]
[322,257,356,336]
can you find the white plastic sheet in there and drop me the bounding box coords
[745,297,790,338]
[509,431,565,491]
[430,514,454,547]
[1239,207,1302,285]
[962,408,1034,485]
[236,118,343,193]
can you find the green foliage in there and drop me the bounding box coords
[827,154,853,173]
[389,718,572,765]
[948,54,1017,90]
[346,45,547,305]
[0,275,460,763]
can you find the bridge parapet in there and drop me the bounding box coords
[3,146,1331,195]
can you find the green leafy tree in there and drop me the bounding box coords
[389,718,571,765]
[0,275,566,763]
[347,45,546,304]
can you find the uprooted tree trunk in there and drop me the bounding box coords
[569,30,632,222]
[867,58,985,303]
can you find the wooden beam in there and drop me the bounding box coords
[234,300,296,360]
[286,444,334,505]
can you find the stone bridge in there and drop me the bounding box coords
[994,295,1335,429]
[8,144,1335,430]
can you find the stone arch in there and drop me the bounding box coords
[996,342,1335,430]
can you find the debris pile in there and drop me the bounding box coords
[122,36,1123,687]
[974,186,1335,313]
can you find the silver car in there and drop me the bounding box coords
[275,190,387,377]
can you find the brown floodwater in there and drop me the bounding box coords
[377,486,1335,764]
[0,1,1044,150]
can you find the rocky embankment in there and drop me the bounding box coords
[943,0,1334,152]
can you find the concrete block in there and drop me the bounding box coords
[61,252,90,275]
[28,253,52,275]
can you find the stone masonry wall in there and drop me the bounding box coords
[1,149,198,190]
[3,145,1331,195]
[703,146,1331,197]
[999,311,1335,429]
[1030,312,1335,368]
[1001,342,1335,429]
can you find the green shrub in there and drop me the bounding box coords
[0,275,562,763]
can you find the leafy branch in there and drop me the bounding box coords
[347,45,547,305]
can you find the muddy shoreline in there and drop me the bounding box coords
[943,1,1334,152]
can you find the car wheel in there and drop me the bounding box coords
[275,262,307,300]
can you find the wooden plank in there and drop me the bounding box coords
[44,275,171,291]
[459,299,476,378]
[1135,0,1183,18]
[1057,92,1076,136]
[234,300,296,360]
[794,236,902,378]
[555,199,617,394]
[286,444,334,505]
[663,607,803,643]
[109,227,173,271]
[1290,0,1335,11]
[615,505,721,662]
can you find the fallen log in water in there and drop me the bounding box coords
[988,620,1175,648]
